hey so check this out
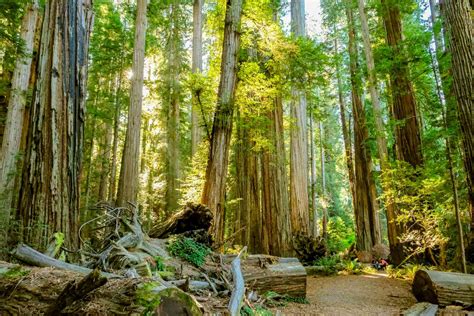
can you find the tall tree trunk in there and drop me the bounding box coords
[319,122,328,241]
[380,0,423,168]
[191,0,203,156]
[358,0,400,261]
[290,0,310,237]
[261,95,292,256]
[309,112,319,238]
[380,0,423,264]
[428,0,466,273]
[108,71,123,203]
[442,0,474,263]
[165,2,181,214]
[334,37,356,215]
[347,5,381,252]
[117,0,148,207]
[84,116,96,208]
[201,0,243,245]
[235,123,261,253]
[98,125,113,202]
[0,1,39,250]
[357,0,387,163]
[18,0,93,251]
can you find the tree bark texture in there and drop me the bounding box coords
[443,0,474,261]
[191,0,204,156]
[347,5,381,251]
[380,0,423,168]
[235,118,261,253]
[261,97,292,256]
[117,0,147,207]
[201,0,243,245]
[289,0,310,237]
[0,1,39,249]
[18,0,93,251]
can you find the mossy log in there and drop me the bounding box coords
[412,270,474,307]
[222,255,307,298]
[0,265,203,315]
[149,202,213,239]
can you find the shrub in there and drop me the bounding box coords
[167,236,211,267]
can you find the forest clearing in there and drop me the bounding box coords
[0,0,473,314]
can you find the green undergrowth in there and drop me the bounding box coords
[386,264,437,281]
[308,256,376,276]
[167,236,211,267]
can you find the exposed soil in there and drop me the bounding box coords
[275,272,417,315]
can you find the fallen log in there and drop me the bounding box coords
[11,244,119,278]
[228,247,246,316]
[222,254,307,298]
[149,203,213,239]
[46,269,107,315]
[0,265,203,315]
[412,270,474,307]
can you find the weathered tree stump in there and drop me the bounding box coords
[412,270,474,307]
[149,203,213,239]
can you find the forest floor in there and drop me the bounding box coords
[275,272,416,315]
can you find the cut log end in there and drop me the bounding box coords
[412,270,474,307]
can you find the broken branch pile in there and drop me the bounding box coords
[3,202,307,314]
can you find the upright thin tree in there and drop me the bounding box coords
[117,0,148,207]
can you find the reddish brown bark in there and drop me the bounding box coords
[19,0,93,251]
[201,0,243,245]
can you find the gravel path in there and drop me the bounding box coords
[275,272,416,315]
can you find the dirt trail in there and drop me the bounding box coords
[276,272,416,315]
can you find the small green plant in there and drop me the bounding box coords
[167,236,211,267]
[154,256,165,271]
[136,282,162,315]
[311,255,342,275]
[341,259,363,275]
[387,264,429,280]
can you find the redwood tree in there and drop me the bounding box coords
[443,0,473,262]
[380,0,423,264]
[289,0,310,237]
[0,1,39,249]
[346,4,381,253]
[117,0,148,207]
[201,0,243,245]
[18,0,93,250]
